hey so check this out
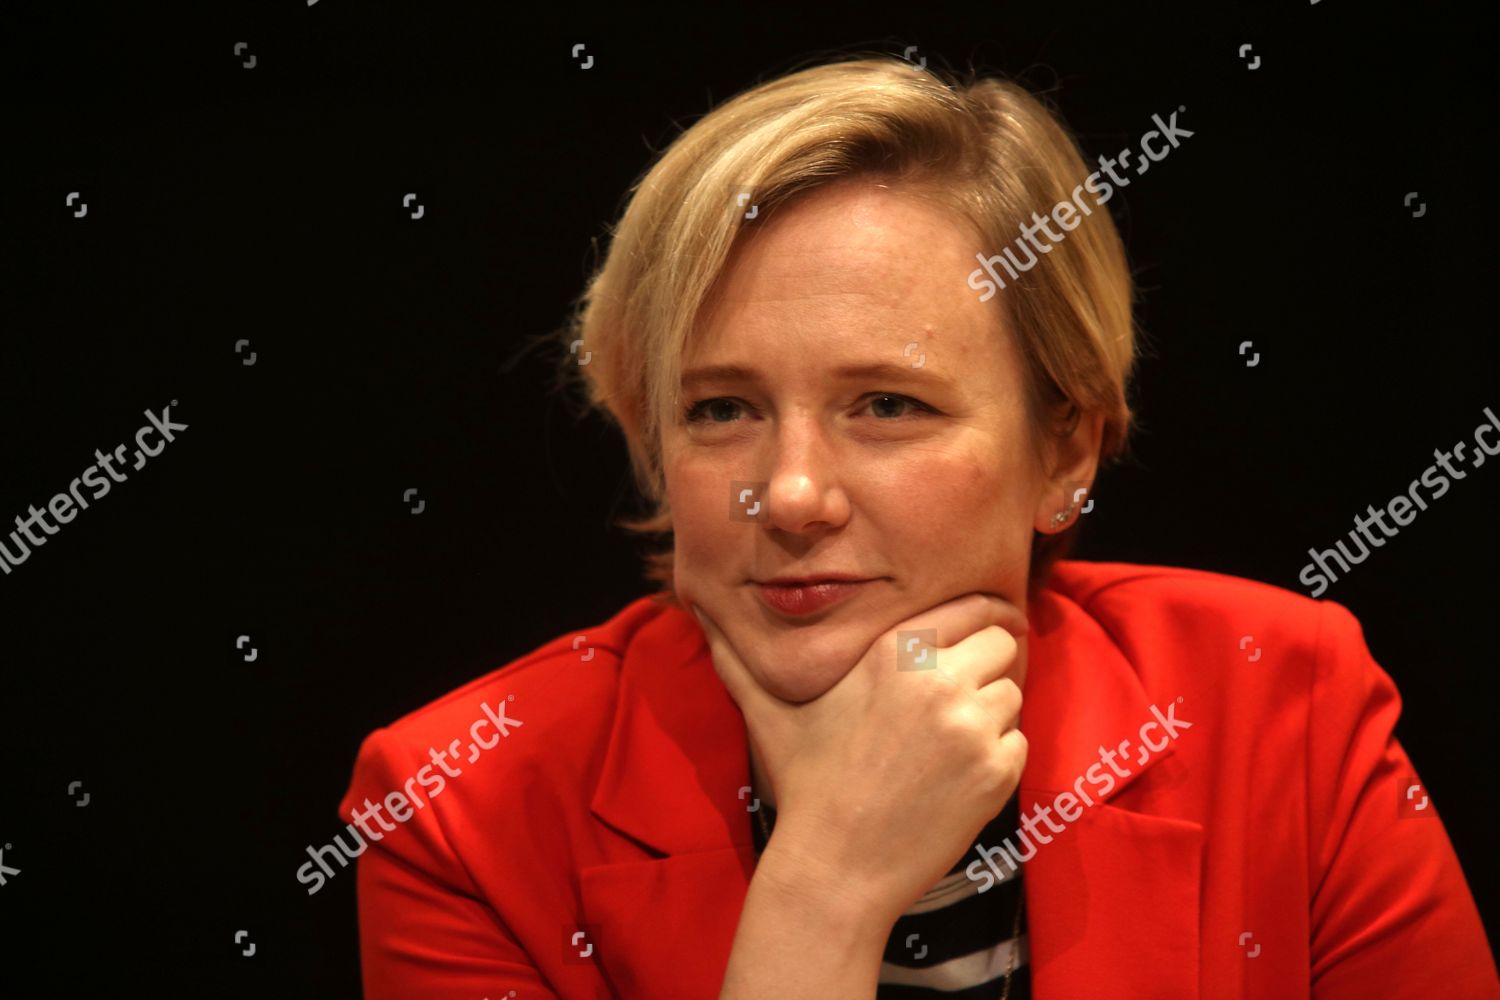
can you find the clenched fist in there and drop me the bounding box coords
[693,591,1029,928]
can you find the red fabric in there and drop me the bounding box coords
[337,561,1500,998]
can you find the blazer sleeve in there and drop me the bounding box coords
[1306,600,1499,998]
[339,726,561,1000]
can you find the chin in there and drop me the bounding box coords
[745,627,874,703]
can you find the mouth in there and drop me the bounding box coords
[752,576,881,617]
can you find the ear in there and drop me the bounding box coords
[1033,405,1105,535]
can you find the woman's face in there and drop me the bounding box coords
[665,178,1097,704]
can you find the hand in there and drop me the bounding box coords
[692,592,1028,928]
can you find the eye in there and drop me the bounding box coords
[682,393,936,425]
[684,397,748,424]
[858,393,935,419]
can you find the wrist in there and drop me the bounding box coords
[754,833,900,941]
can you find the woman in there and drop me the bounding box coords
[338,56,1498,998]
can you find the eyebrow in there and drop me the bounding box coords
[681,361,955,392]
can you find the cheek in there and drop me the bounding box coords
[870,451,1036,558]
[665,459,739,571]
[877,448,1032,517]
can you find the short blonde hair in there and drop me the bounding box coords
[552,53,1138,601]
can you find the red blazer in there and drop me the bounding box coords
[337,561,1499,998]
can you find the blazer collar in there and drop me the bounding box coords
[588,594,752,856]
[1016,579,1203,997]
[581,580,1202,998]
[1021,576,1185,797]
[581,596,756,997]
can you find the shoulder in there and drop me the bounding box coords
[1042,559,1378,703]
[389,592,669,723]
[338,592,678,816]
[1042,562,1403,821]
[1045,559,1338,648]
[1047,559,1322,620]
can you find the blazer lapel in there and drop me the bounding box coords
[1019,585,1203,998]
[580,596,756,996]
[579,848,754,997]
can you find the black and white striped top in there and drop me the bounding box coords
[750,795,1030,998]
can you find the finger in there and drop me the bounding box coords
[863,592,1028,677]
[970,676,1023,732]
[937,625,1021,691]
[989,727,1029,786]
[909,591,1027,647]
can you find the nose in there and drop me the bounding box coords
[762,414,850,534]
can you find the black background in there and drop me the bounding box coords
[3,1,1495,994]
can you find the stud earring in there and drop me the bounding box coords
[1050,501,1078,529]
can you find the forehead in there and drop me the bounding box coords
[687,179,1009,371]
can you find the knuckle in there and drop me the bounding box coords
[1003,728,1029,765]
[964,625,1018,669]
[945,698,990,737]
[979,679,1021,721]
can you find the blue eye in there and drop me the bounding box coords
[683,393,935,424]
[684,397,746,423]
[864,395,918,419]
[862,393,933,419]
